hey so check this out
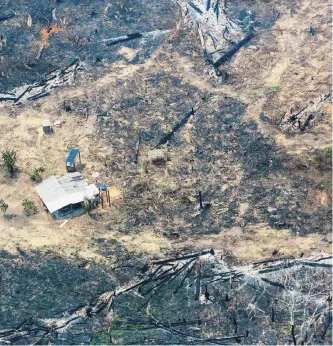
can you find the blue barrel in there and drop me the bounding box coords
[100,184,108,191]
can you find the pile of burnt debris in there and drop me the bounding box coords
[1,250,331,345]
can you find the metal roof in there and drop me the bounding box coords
[35,172,98,213]
[66,148,80,165]
[42,119,51,127]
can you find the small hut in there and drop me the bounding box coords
[66,148,81,172]
[147,149,168,165]
[42,119,52,134]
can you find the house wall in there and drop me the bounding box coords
[51,203,85,219]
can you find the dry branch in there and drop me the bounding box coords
[152,249,213,265]
[279,92,331,132]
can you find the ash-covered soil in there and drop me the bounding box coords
[0,0,177,91]
[0,0,331,344]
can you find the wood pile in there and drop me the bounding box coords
[0,59,82,104]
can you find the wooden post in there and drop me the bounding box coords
[100,192,104,209]
[78,151,81,164]
[107,190,111,206]
[199,191,204,210]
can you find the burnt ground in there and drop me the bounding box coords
[0,0,177,91]
[0,0,331,344]
[78,69,331,237]
[0,244,145,329]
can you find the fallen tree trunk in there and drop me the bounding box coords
[0,96,16,101]
[106,32,143,46]
[0,13,15,23]
[95,29,171,45]
[27,92,49,101]
[0,252,331,344]
[156,107,195,147]
[213,32,255,68]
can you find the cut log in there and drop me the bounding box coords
[213,32,255,68]
[27,92,50,101]
[156,107,195,147]
[106,32,143,46]
[0,13,15,23]
[152,249,214,265]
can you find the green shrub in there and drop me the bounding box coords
[271,85,281,92]
[22,198,37,215]
[0,199,8,215]
[29,166,45,182]
[2,149,17,175]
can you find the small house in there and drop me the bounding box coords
[42,119,52,134]
[66,148,81,172]
[35,172,99,219]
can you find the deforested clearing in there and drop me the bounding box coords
[0,0,331,345]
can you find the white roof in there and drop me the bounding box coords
[35,172,99,213]
[42,119,51,127]
[85,184,99,199]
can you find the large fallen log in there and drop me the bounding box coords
[27,91,50,101]
[106,32,143,46]
[0,13,15,23]
[213,32,255,68]
[95,29,171,45]
[156,107,195,147]
[0,96,16,101]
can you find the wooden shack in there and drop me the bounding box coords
[66,148,81,172]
